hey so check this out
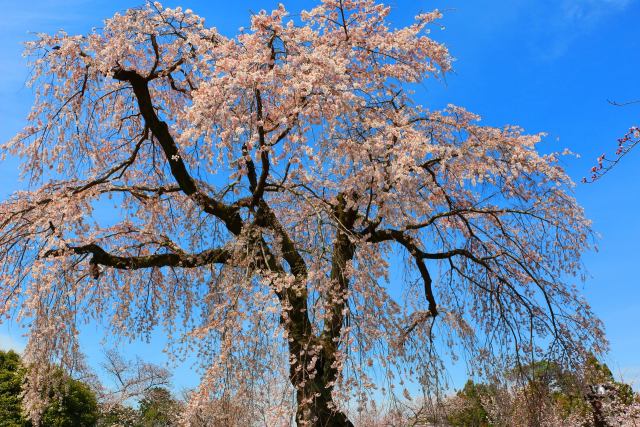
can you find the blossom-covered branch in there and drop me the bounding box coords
[584,126,639,182]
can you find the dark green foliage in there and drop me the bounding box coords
[0,350,28,426]
[138,387,181,427]
[0,350,99,427]
[447,380,492,427]
[40,377,99,427]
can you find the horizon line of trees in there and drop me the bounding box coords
[2,347,639,426]
[411,356,639,427]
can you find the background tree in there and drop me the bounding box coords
[437,357,639,427]
[98,404,140,427]
[0,350,99,427]
[513,360,588,426]
[0,0,605,425]
[39,375,100,427]
[98,349,172,411]
[446,380,492,427]
[138,387,182,427]
[0,350,26,426]
[513,356,635,426]
[581,355,635,427]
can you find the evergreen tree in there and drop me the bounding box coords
[0,350,27,427]
[0,350,99,426]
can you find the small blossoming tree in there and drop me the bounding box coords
[0,1,605,425]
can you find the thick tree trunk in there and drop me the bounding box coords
[294,389,353,427]
[283,195,358,426]
[285,337,354,426]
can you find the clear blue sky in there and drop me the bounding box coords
[1,0,639,393]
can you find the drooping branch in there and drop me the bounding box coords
[366,223,561,344]
[414,256,437,316]
[366,230,438,317]
[72,128,148,194]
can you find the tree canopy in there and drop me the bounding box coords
[0,1,605,425]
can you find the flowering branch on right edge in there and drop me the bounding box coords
[584,126,639,182]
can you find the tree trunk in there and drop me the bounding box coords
[285,337,354,427]
[294,390,353,427]
[292,369,354,427]
[283,195,358,426]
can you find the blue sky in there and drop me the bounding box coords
[1,0,639,393]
